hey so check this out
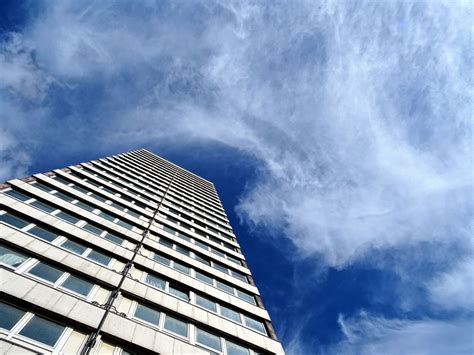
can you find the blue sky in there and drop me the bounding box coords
[0,1,472,354]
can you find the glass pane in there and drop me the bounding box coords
[194,240,209,250]
[227,256,241,265]
[220,306,241,323]
[226,340,250,355]
[30,200,57,213]
[172,262,189,275]
[134,304,160,326]
[195,295,216,312]
[3,189,31,201]
[236,290,255,304]
[61,275,94,296]
[158,238,173,248]
[232,271,248,283]
[54,192,75,202]
[195,271,213,285]
[99,212,116,222]
[0,213,30,229]
[28,226,58,242]
[162,226,176,235]
[19,315,66,346]
[61,240,87,255]
[196,328,221,352]
[31,182,53,192]
[83,223,103,235]
[52,175,72,186]
[56,211,80,224]
[212,262,228,274]
[211,248,225,258]
[104,233,124,245]
[74,201,95,212]
[177,233,191,242]
[163,315,188,337]
[71,185,89,194]
[169,285,189,301]
[153,254,170,266]
[0,245,28,268]
[28,262,63,283]
[87,250,111,266]
[175,245,189,256]
[145,274,165,290]
[0,302,26,330]
[216,281,234,295]
[243,315,266,333]
[116,220,133,230]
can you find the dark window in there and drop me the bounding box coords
[0,302,26,330]
[61,240,87,255]
[30,200,57,213]
[28,226,58,242]
[56,211,80,224]
[134,304,160,326]
[61,275,94,296]
[28,262,63,283]
[18,315,66,347]
[0,212,30,229]
[87,250,111,266]
[3,189,31,201]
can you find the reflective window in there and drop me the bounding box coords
[104,233,124,245]
[153,254,170,266]
[232,271,248,283]
[236,290,255,304]
[172,262,189,275]
[195,271,213,285]
[159,238,173,248]
[243,315,266,334]
[83,223,103,235]
[74,201,95,212]
[53,192,75,202]
[0,212,30,229]
[99,212,116,222]
[195,295,216,312]
[0,245,28,268]
[30,200,56,213]
[3,189,30,201]
[56,211,80,224]
[163,315,187,337]
[169,285,189,301]
[175,245,189,256]
[61,275,94,296]
[196,328,221,352]
[61,240,87,255]
[220,306,241,323]
[31,182,53,192]
[212,262,228,273]
[145,274,165,290]
[28,226,58,242]
[18,315,66,347]
[134,304,160,326]
[28,262,63,283]
[87,250,111,266]
[226,340,250,355]
[0,302,26,330]
[71,185,89,194]
[216,281,234,295]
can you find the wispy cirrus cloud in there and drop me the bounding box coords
[0,1,472,353]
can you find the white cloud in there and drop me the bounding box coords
[330,312,474,355]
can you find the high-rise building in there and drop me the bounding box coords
[0,149,285,355]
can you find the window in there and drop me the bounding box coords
[145,274,166,290]
[196,328,221,352]
[53,192,75,202]
[195,295,216,312]
[163,315,187,337]
[56,211,80,224]
[83,223,103,235]
[226,340,250,355]
[0,212,30,229]
[216,281,234,295]
[28,262,63,283]
[74,201,95,212]
[195,271,213,285]
[0,245,28,268]
[211,249,226,258]
[172,261,189,275]
[87,250,111,266]
[60,275,94,296]
[243,315,266,334]
[61,240,88,255]
[220,306,241,323]
[0,302,26,330]
[159,238,173,248]
[236,290,255,305]
[212,262,228,274]
[232,271,248,283]
[169,285,189,301]
[31,182,53,192]
[28,226,58,242]
[134,304,160,326]
[153,253,171,266]
[29,200,56,213]
[71,185,89,194]
[18,315,66,347]
[99,212,116,222]
[175,245,189,256]
[104,233,124,245]
[3,189,30,201]
[116,220,134,230]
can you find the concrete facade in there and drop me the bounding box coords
[0,149,285,354]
